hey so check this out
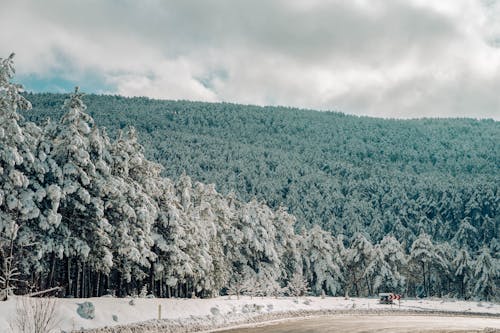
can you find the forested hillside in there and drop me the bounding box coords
[23,93,499,252]
[1,55,498,301]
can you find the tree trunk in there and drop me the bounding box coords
[81,261,86,298]
[421,262,426,297]
[47,253,56,289]
[66,257,72,297]
[150,265,155,297]
[460,276,464,299]
[76,261,81,298]
[365,276,372,296]
[118,272,123,297]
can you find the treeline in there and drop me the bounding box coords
[1,55,498,301]
[22,92,499,255]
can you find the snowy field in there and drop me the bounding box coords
[1,296,499,332]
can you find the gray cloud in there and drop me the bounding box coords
[0,0,499,119]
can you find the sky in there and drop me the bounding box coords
[1,0,500,119]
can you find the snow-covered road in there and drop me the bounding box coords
[217,314,500,333]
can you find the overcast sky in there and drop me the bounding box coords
[1,0,500,119]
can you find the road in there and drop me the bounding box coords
[217,314,500,333]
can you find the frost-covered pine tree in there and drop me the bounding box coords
[409,232,447,297]
[364,245,393,294]
[108,127,158,293]
[0,54,48,296]
[473,247,498,301]
[345,233,373,296]
[434,241,454,297]
[273,207,301,290]
[452,248,472,299]
[378,235,407,289]
[232,199,281,292]
[183,181,216,296]
[302,225,343,296]
[452,218,478,251]
[365,236,407,294]
[44,87,114,297]
[151,176,188,297]
[192,182,233,296]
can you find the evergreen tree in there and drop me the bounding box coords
[452,248,472,299]
[452,218,477,251]
[473,247,498,301]
[0,53,46,295]
[302,225,343,296]
[345,233,373,296]
[108,127,158,294]
[366,236,406,294]
[409,233,446,297]
[44,87,114,297]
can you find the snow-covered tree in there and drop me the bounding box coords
[108,127,158,292]
[345,233,373,296]
[302,225,343,296]
[151,177,192,297]
[193,183,232,296]
[43,88,114,296]
[409,233,447,297]
[0,53,47,296]
[378,235,407,289]
[434,242,454,297]
[232,199,281,290]
[452,218,477,251]
[473,247,498,301]
[452,248,472,299]
[273,207,301,287]
[365,236,406,294]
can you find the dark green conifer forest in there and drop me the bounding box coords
[23,93,499,252]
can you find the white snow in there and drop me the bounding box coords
[0,296,499,332]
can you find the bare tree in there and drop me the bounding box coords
[9,297,59,333]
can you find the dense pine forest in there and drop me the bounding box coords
[23,93,499,251]
[1,55,499,302]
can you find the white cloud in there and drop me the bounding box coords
[0,0,499,119]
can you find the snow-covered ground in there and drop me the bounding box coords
[1,296,499,332]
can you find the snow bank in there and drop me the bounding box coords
[0,296,499,332]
